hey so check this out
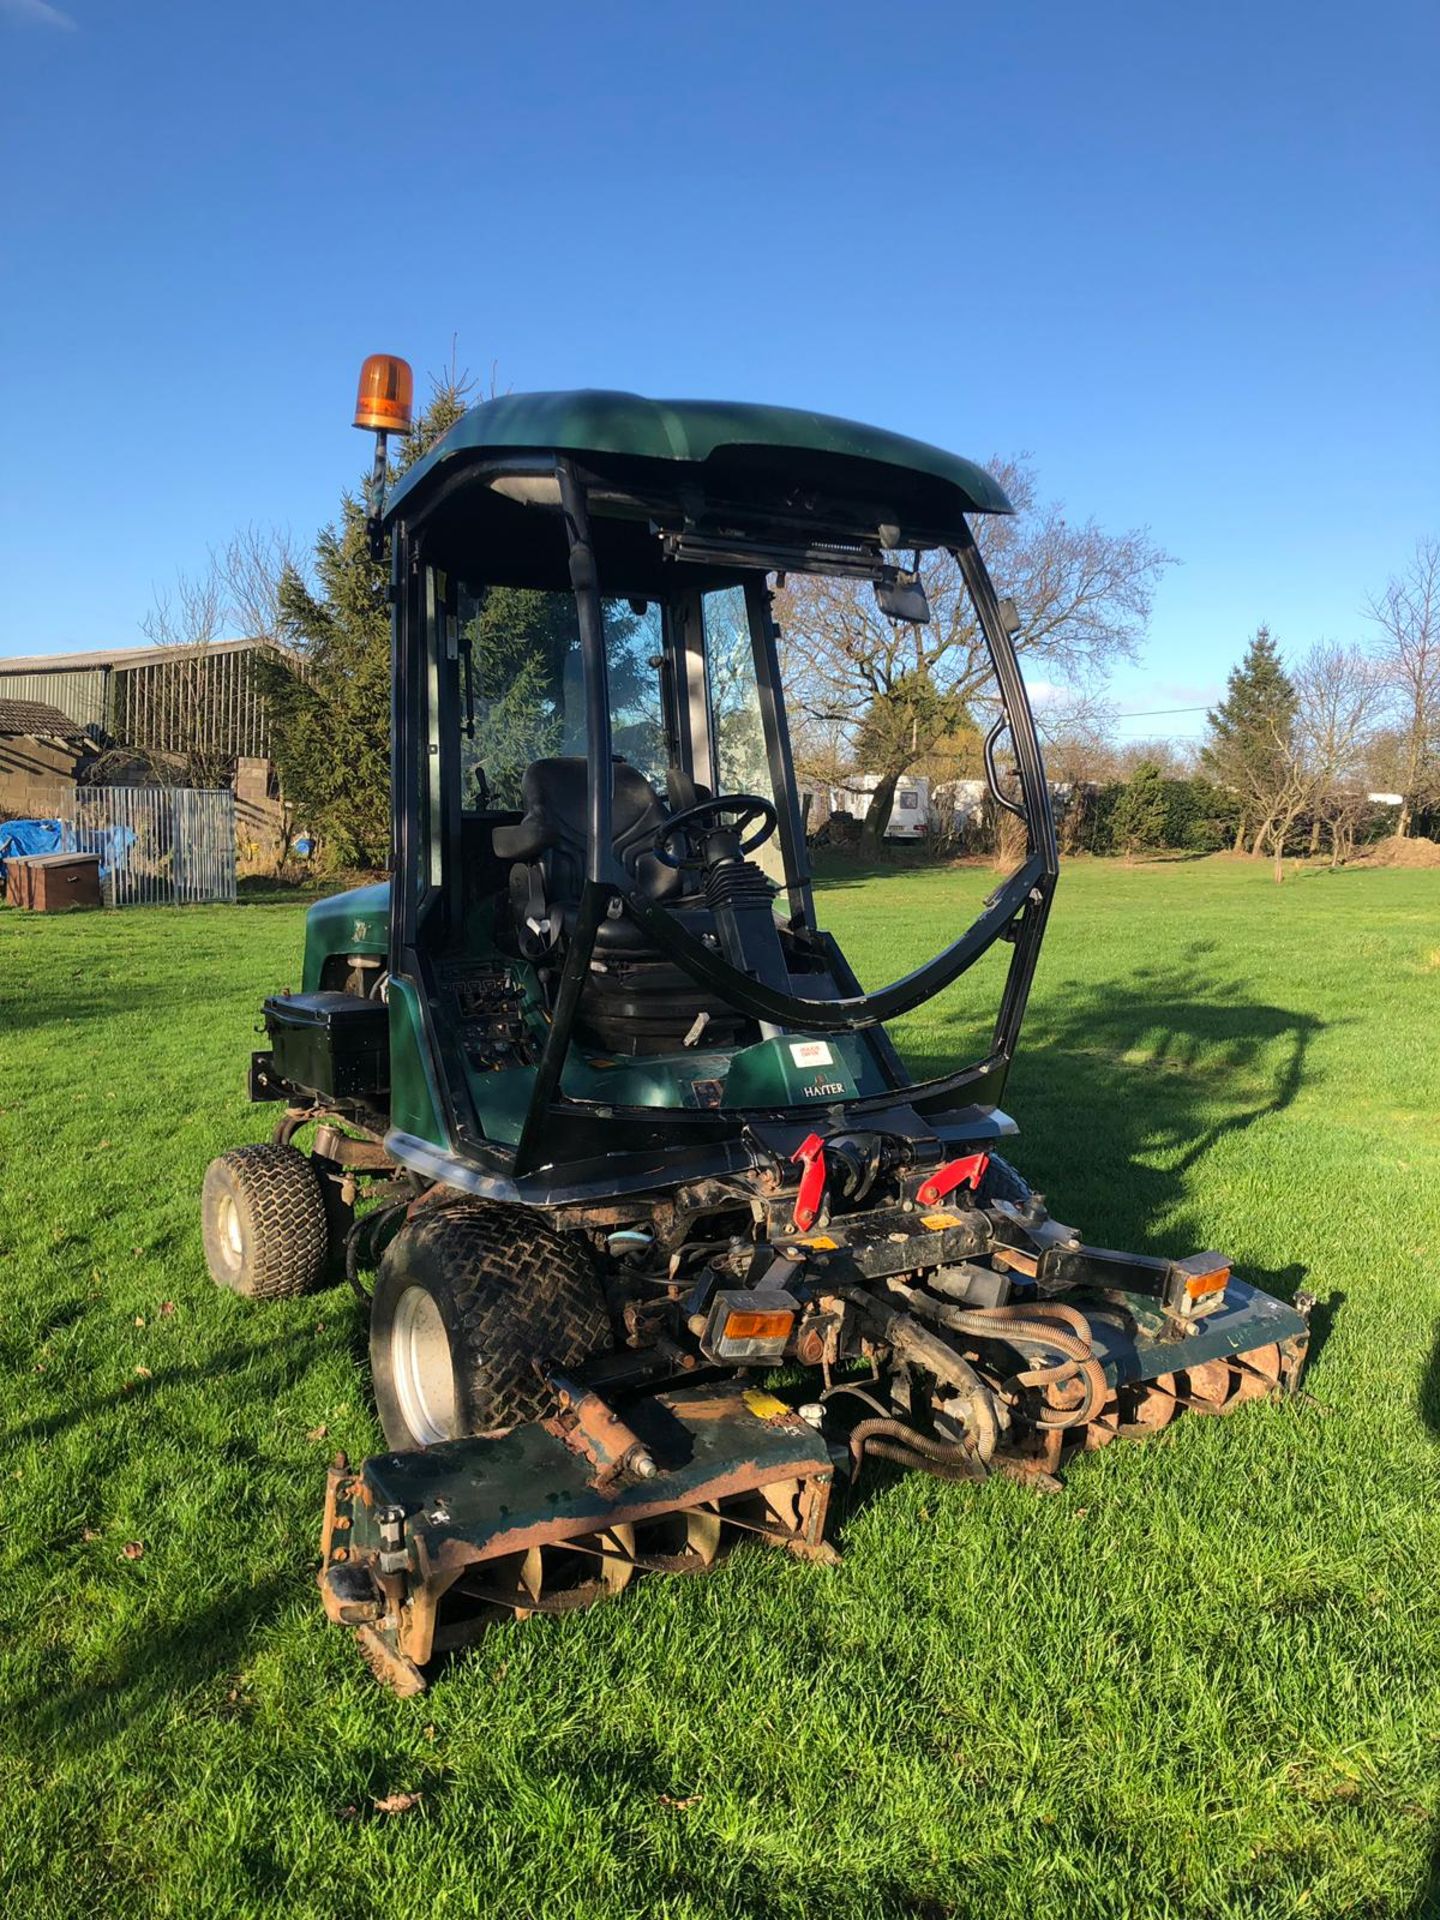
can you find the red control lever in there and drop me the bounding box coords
[916,1151,990,1208]
[790,1132,827,1231]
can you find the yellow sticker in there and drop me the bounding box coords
[742,1389,792,1420]
[921,1211,962,1230]
[798,1233,839,1250]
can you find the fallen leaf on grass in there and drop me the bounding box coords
[82,1528,100,1542]
[134,1365,152,1379]
[372,1791,423,1816]
[121,1541,144,1560]
[306,1425,329,1441]
[659,1794,703,1810]
[133,1315,145,1327]
[160,1301,175,1315]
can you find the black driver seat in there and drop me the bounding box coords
[491,757,753,1056]
[492,757,689,955]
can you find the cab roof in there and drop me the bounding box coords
[385,389,1013,523]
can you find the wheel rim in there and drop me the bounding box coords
[217,1194,244,1269]
[391,1285,458,1446]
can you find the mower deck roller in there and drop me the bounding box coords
[320,1384,835,1694]
[319,1280,1307,1693]
[205,373,1316,1692]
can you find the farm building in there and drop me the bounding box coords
[0,638,275,763]
[0,640,292,866]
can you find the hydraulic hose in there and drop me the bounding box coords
[847,1416,987,1483]
[888,1288,1109,1432]
[834,1283,1000,1462]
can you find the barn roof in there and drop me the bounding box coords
[0,697,86,739]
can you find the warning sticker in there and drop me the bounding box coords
[743,1388,792,1420]
[920,1211,962,1230]
[798,1234,839,1250]
[789,1040,833,1068]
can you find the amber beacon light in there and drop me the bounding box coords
[354,354,414,557]
[353,354,414,434]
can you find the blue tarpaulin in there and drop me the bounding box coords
[0,816,134,891]
[0,818,71,885]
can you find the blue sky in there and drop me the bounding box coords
[2,0,1435,740]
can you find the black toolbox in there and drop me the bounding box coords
[262,991,389,1100]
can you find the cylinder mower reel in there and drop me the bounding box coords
[200,370,1312,1691]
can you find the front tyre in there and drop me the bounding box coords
[201,1143,330,1300]
[369,1204,611,1450]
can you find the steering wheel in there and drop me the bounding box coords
[652,794,779,869]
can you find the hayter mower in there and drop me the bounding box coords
[202,361,1309,1693]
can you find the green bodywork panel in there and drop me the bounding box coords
[385,390,1013,522]
[300,886,888,1148]
[300,882,391,992]
[722,1034,873,1108]
[464,1031,889,1148]
[387,976,447,1148]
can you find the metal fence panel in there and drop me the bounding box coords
[60,785,237,907]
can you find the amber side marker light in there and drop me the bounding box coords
[353,353,414,434]
[1165,1252,1231,1317]
[702,1290,796,1363]
[725,1309,795,1342]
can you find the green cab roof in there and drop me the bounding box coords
[384,389,1012,521]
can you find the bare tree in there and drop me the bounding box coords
[1242,641,1380,880]
[1366,537,1440,837]
[217,523,305,648]
[774,459,1172,853]
[114,526,302,792]
[1295,642,1378,866]
[119,563,233,788]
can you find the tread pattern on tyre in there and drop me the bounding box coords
[979,1152,1033,1210]
[377,1204,611,1439]
[203,1143,329,1301]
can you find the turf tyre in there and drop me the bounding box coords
[979,1153,1033,1209]
[369,1204,612,1449]
[202,1143,330,1301]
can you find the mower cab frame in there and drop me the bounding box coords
[384,446,1055,1202]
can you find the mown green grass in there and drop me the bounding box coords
[2,857,1438,1919]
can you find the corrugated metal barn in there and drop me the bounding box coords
[0,639,275,760]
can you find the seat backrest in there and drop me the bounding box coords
[491,757,682,907]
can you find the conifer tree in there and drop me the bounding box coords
[1110,759,1169,861]
[1202,627,1298,855]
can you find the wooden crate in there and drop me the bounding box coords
[7,852,102,912]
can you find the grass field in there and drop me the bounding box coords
[2,856,1439,1918]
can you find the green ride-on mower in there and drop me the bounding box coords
[202,359,1310,1694]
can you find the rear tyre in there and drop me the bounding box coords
[369,1204,612,1450]
[202,1143,330,1300]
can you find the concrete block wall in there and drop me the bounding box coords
[0,736,82,820]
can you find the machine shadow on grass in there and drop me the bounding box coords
[903,941,1324,1307]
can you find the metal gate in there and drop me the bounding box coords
[62,785,237,907]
